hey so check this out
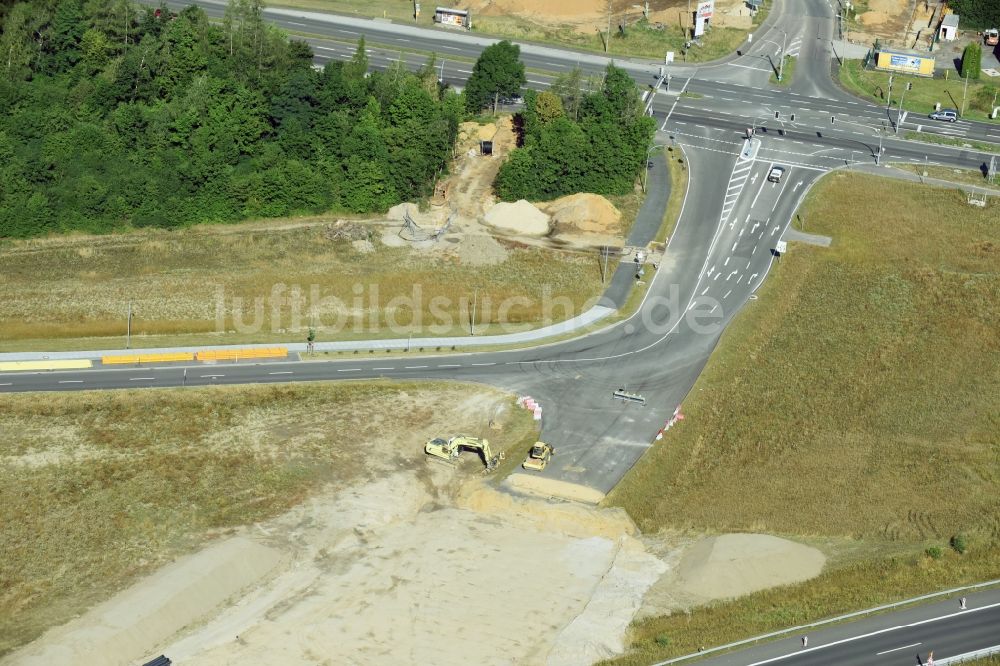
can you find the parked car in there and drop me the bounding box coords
[767,166,786,183]
[929,109,958,122]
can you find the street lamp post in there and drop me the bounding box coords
[778,29,788,81]
[642,144,665,192]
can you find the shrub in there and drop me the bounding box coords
[655,633,671,647]
[951,533,968,555]
[926,546,944,560]
[961,42,982,80]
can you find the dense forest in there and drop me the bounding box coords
[495,64,657,202]
[0,1,462,237]
[947,0,1000,29]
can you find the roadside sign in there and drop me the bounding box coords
[666,51,675,64]
[776,240,787,254]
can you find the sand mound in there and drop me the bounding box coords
[459,481,633,540]
[11,537,285,666]
[677,533,826,601]
[505,472,607,504]
[539,193,623,237]
[484,200,551,236]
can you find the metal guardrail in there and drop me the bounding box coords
[651,578,1000,666]
[937,645,1000,664]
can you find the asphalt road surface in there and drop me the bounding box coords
[672,588,1000,666]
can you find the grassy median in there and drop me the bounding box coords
[0,381,537,656]
[602,171,1000,663]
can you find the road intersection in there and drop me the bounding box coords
[4,2,1000,660]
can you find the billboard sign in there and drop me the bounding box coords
[697,0,715,18]
[888,54,921,72]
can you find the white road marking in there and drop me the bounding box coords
[750,272,759,281]
[751,222,760,234]
[876,643,921,656]
[723,289,732,298]
[701,286,710,295]
[129,377,156,381]
[746,260,752,269]
[337,368,362,372]
[470,362,495,366]
[724,257,730,266]
[404,365,427,369]
[772,225,780,236]
[727,271,738,280]
[268,371,293,375]
[732,242,739,252]
[0,382,12,386]
[437,364,461,368]
[373,367,395,371]
[201,374,225,378]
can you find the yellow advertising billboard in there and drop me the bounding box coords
[875,49,935,77]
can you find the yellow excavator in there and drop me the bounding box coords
[424,435,504,472]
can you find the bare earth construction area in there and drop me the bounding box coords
[2,383,825,665]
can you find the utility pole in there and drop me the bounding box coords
[886,74,894,110]
[606,0,613,53]
[470,288,478,335]
[961,75,969,116]
[601,247,610,284]
[126,300,132,349]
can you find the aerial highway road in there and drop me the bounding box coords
[6,0,999,497]
[663,587,1000,666]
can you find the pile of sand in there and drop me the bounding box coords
[539,193,623,237]
[484,200,551,236]
[676,533,826,602]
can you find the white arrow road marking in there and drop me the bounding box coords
[750,173,759,185]
[750,272,759,281]
[793,180,803,192]
[727,270,738,280]
[751,222,760,234]
[772,225,780,235]
[706,265,715,277]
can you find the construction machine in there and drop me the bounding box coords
[521,442,553,471]
[424,435,504,472]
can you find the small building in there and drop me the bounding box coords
[939,13,959,42]
[434,7,471,29]
[874,48,936,77]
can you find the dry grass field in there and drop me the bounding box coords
[602,172,1000,663]
[0,220,603,351]
[0,381,538,656]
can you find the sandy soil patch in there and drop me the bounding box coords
[8,468,666,666]
[485,200,551,236]
[539,193,624,247]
